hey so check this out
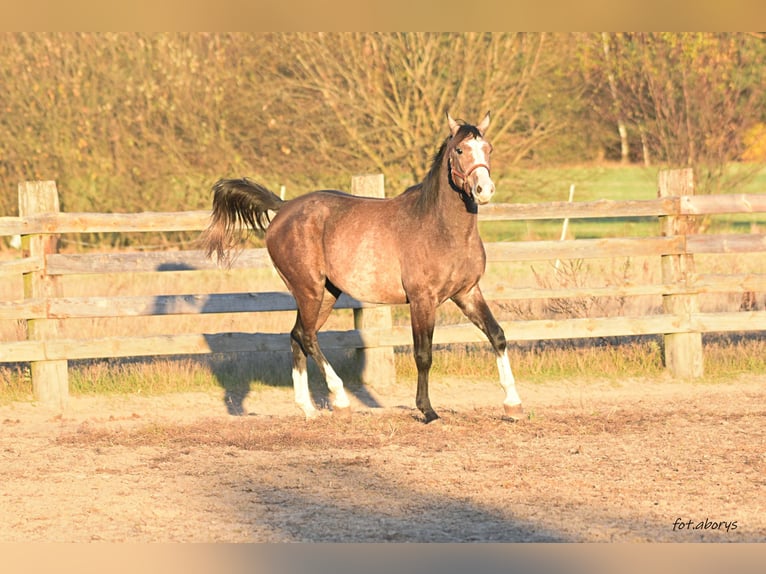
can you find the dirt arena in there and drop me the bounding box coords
[1,374,764,542]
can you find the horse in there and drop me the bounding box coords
[201,112,523,423]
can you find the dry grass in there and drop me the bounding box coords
[2,333,764,407]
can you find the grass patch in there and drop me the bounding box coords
[495,164,659,204]
[68,358,223,396]
[396,334,766,384]
[702,334,766,379]
[0,365,34,404]
[4,334,761,406]
[395,337,666,383]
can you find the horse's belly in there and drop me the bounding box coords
[326,245,407,305]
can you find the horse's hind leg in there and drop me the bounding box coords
[452,285,523,419]
[290,286,351,418]
[290,319,316,419]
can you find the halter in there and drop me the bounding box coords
[450,157,491,192]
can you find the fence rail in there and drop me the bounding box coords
[2,170,765,406]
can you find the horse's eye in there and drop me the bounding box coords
[456,148,463,155]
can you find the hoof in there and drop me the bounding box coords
[301,408,320,421]
[332,406,352,420]
[503,403,524,421]
[423,411,440,424]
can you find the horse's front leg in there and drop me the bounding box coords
[409,299,438,423]
[452,285,523,420]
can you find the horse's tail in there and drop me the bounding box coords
[201,177,285,265]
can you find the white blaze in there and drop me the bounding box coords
[466,139,494,204]
[466,138,488,160]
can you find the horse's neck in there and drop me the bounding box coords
[430,172,480,241]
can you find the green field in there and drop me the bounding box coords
[481,163,766,242]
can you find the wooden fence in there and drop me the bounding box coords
[1,169,765,407]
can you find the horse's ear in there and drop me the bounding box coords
[477,111,491,135]
[447,112,460,136]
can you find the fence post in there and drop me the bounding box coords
[658,169,704,378]
[19,181,69,406]
[350,174,396,386]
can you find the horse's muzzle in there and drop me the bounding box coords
[470,167,495,205]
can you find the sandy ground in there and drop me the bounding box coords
[1,373,764,542]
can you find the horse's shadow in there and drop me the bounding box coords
[205,346,380,416]
[154,263,381,416]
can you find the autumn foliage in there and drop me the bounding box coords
[1,33,764,218]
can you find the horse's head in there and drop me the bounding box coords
[446,111,495,205]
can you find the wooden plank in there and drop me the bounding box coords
[1,315,677,362]
[53,210,212,233]
[8,276,759,324]
[43,292,366,319]
[0,211,211,236]
[4,276,756,321]
[691,311,766,332]
[692,273,766,293]
[0,257,44,277]
[6,201,668,236]
[5,194,765,238]
[46,248,273,275]
[3,309,763,364]
[46,236,684,276]
[485,236,683,262]
[0,216,25,236]
[0,340,44,362]
[687,233,766,255]
[53,332,293,359]
[39,233,759,276]
[49,293,297,318]
[0,330,365,362]
[681,194,766,216]
[496,315,688,342]
[484,283,675,301]
[480,198,675,221]
[0,299,47,320]
[374,314,688,348]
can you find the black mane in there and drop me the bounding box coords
[410,123,482,214]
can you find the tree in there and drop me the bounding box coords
[276,33,565,188]
[0,33,289,217]
[600,32,631,165]
[593,33,766,194]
